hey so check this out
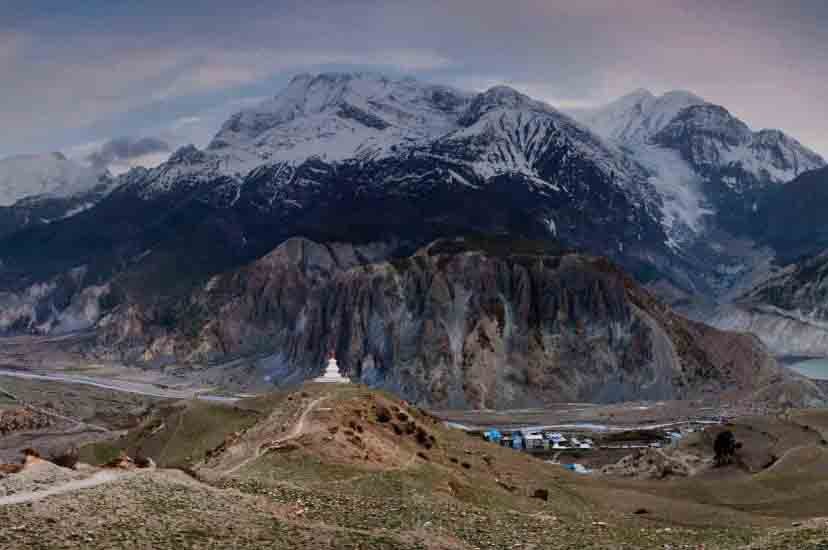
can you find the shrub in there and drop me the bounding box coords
[22,448,40,458]
[376,406,392,423]
[135,456,154,469]
[49,447,79,469]
[415,427,432,448]
[714,430,738,467]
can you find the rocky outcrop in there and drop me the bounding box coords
[0,408,53,436]
[0,266,108,335]
[96,237,818,409]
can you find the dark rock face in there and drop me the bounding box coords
[701,168,828,356]
[97,237,809,409]
[652,105,825,237]
[751,166,828,261]
[0,179,113,240]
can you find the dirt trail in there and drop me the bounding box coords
[0,470,128,506]
[0,380,109,432]
[224,395,329,475]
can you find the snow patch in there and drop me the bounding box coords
[630,145,713,243]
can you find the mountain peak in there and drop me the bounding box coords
[653,103,825,183]
[205,72,472,173]
[574,88,707,143]
[458,85,555,127]
[478,85,551,110]
[617,88,655,105]
[661,90,705,104]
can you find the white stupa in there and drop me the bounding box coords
[314,352,350,384]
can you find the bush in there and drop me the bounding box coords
[135,456,154,469]
[49,447,79,469]
[22,448,40,458]
[714,430,737,467]
[376,406,392,423]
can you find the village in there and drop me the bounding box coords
[443,417,727,474]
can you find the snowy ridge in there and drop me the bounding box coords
[0,152,109,206]
[573,88,825,248]
[129,74,657,211]
[574,89,705,144]
[207,72,473,175]
[438,86,644,192]
[129,145,228,198]
[654,104,825,185]
[118,73,821,262]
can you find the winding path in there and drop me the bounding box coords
[0,470,128,507]
[224,395,329,475]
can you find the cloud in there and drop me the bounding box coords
[151,48,451,101]
[0,1,826,158]
[84,136,171,173]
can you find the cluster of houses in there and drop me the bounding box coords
[455,418,724,458]
[482,428,595,451]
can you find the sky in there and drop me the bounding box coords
[1,0,827,170]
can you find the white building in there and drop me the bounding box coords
[314,353,350,384]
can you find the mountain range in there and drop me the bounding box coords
[1,72,827,404]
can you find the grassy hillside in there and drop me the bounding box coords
[80,398,264,468]
[67,384,828,548]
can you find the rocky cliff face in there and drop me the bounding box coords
[94,237,817,409]
[708,248,828,356]
[701,168,828,356]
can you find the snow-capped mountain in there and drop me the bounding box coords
[576,89,705,144]
[435,85,640,188]
[653,104,825,188]
[573,89,825,249]
[574,89,828,347]
[3,72,827,344]
[576,89,825,190]
[207,72,473,175]
[0,152,107,206]
[115,74,666,262]
[571,90,713,245]
[0,72,679,340]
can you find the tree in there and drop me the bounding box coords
[714,430,737,466]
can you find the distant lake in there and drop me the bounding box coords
[786,358,828,380]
